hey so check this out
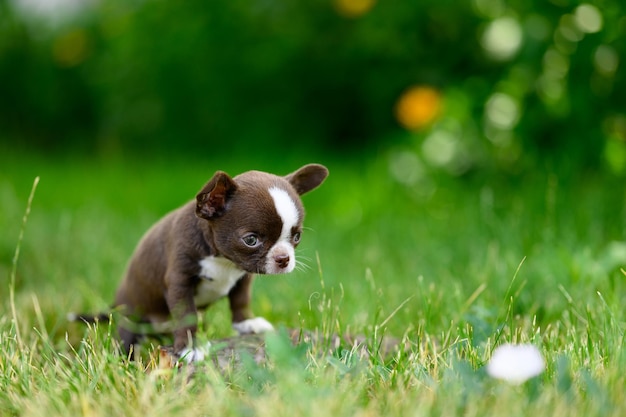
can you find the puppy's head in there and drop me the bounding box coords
[195,164,328,274]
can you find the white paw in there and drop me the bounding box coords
[232,317,275,335]
[177,341,212,364]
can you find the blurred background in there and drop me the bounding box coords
[1,0,625,177]
[1,0,626,340]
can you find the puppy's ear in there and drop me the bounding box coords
[196,171,238,219]
[285,164,329,195]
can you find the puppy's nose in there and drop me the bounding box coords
[274,254,290,269]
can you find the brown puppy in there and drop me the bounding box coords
[74,164,328,361]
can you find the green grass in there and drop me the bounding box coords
[1,150,626,416]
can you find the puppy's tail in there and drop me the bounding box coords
[67,312,111,324]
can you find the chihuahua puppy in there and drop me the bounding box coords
[74,164,328,361]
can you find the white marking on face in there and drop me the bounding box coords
[267,187,299,274]
[269,186,299,238]
[195,256,246,306]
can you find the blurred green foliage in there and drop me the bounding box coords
[1,0,625,175]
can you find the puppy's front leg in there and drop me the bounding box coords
[164,279,198,354]
[229,273,274,335]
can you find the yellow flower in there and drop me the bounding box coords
[334,0,376,18]
[395,86,442,131]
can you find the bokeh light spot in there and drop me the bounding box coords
[594,45,619,76]
[558,14,583,43]
[388,150,425,186]
[481,17,523,61]
[525,14,551,41]
[485,92,520,130]
[543,48,570,79]
[604,139,626,175]
[53,29,90,67]
[422,130,457,167]
[334,0,376,18]
[395,86,442,131]
[11,0,94,23]
[574,4,603,34]
[471,0,505,19]
[538,48,569,103]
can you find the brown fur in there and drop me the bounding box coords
[101,164,328,354]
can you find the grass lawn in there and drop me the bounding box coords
[1,150,625,416]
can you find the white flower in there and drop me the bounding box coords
[486,343,545,384]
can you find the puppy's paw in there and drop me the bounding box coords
[177,341,212,364]
[232,317,275,335]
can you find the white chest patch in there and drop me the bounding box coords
[194,256,246,307]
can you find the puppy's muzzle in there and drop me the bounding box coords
[274,254,290,269]
[265,242,295,274]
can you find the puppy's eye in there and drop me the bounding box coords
[292,232,301,244]
[242,234,260,248]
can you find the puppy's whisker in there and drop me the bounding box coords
[296,255,313,263]
[295,259,311,272]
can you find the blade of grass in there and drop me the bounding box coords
[9,176,40,349]
[491,256,526,350]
